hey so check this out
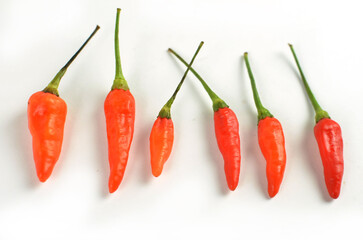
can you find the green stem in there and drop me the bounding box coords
[168,48,228,112]
[288,44,330,123]
[158,41,204,119]
[244,52,273,122]
[112,8,129,91]
[43,25,100,96]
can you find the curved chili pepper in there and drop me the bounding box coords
[104,9,135,193]
[150,42,203,177]
[314,118,343,198]
[28,26,100,182]
[168,48,241,191]
[244,52,287,198]
[289,44,344,199]
[214,107,241,190]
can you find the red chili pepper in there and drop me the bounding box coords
[28,26,100,182]
[150,42,204,177]
[289,44,344,199]
[168,48,241,191]
[244,52,287,198]
[104,9,135,193]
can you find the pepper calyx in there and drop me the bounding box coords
[212,98,229,112]
[158,105,171,119]
[315,109,330,123]
[43,87,60,97]
[257,107,273,122]
[111,77,129,91]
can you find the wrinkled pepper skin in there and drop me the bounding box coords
[28,91,67,182]
[214,107,241,191]
[314,118,343,199]
[258,117,286,197]
[149,117,174,177]
[104,89,135,193]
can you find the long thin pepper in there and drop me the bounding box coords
[168,48,241,191]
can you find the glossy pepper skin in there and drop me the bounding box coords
[244,53,286,197]
[289,44,344,199]
[168,47,241,191]
[258,117,286,197]
[214,107,241,190]
[150,42,203,177]
[150,117,174,177]
[28,26,99,182]
[28,92,67,182]
[104,9,135,193]
[314,118,343,199]
[105,89,135,192]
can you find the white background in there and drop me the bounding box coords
[0,0,362,239]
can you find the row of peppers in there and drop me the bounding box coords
[28,9,344,199]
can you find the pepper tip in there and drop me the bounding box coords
[228,183,238,191]
[37,171,51,183]
[152,167,163,177]
[152,172,161,178]
[328,189,340,199]
[108,186,117,194]
[268,184,280,198]
[38,176,48,183]
[268,191,278,198]
[108,178,121,193]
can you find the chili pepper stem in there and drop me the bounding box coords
[159,42,204,118]
[43,25,100,97]
[112,8,129,91]
[243,52,273,122]
[168,48,228,112]
[288,44,330,123]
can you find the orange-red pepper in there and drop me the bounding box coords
[150,42,203,177]
[28,92,67,182]
[244,52,287,197]
[213,107,241,190]
[314,118,343,198]
[168,48,241,191]
[150,117,174,177]
[104,9,135,193]
[289,44,344,199]
[28,26,99,182]
[258,117,286,197]
[104,90,135,193]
